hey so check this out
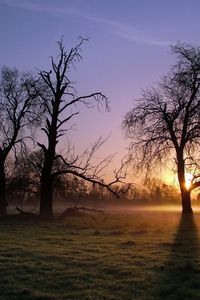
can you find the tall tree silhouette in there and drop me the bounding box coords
[123,43,200,214]
[0,67,43,216]
[38,39,125,220]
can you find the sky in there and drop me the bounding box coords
[1,0,200,181]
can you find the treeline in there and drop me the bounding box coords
[7,162,191,211]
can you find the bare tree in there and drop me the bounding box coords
[38,38,126,219]
[0,67,43,216]
[123,43,200,214]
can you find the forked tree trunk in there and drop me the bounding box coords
[0,161,7,216]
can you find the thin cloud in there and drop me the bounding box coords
[117,32,170,47]
[0,0,45,12]
[0,0,171,47]
[0,0,80,16]
[87,15,171,47]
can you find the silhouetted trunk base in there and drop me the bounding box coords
[39,199,54,220]
[182,207,193,215]
[39,210,54,220]
[182,207,193,214]
[40,176,54,220]
[182,191,193,214]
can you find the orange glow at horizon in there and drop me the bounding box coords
[164,170,193,191]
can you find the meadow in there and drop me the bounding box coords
[0,209,200,299]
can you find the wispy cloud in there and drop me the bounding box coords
[0,0,81,16]
[117,31,171,47]
[0,0,171,47]
[86,15,171,47]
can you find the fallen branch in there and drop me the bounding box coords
[16,207,39,217]
[59,206,104,219]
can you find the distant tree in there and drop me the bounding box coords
[0,68,43,216]
[123,43,200,214]
[65,177,88,207]
[38,38,126,219]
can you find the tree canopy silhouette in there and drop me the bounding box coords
[123,43,200,213]
[0,67,43,216]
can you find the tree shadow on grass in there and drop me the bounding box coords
[151,214,200,300]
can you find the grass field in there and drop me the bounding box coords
[0,210,200,299]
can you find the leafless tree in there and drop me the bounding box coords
[0,67,43,216]
[123,43,200,214]
[38,38,127,219]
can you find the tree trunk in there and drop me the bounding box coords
[0,161,7,216]
[177,151,193,214]
[39,171,53,220]
[181,189,193,214]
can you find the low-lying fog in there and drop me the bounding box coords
[8,204,200,215]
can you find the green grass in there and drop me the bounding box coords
[0,211,200,299]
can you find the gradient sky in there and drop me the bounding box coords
[1,0,200,180]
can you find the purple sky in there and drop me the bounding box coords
[1,0,200,179]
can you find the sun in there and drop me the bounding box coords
[185,173,193,190]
